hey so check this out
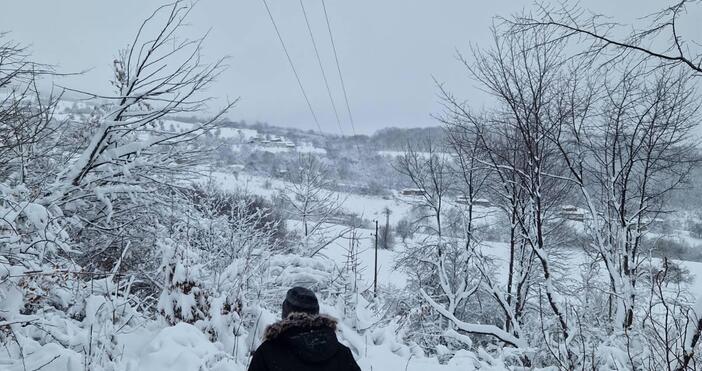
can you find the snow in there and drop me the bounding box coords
[308,221,409,288]
[378,150,432,159]
[0,315,504,371]
[420,289,526,348]
[5,120,702,371]
[10,163,702,371]
[6,170,702,371]
[160,119,256,141]
[158,119,328,155]
[120,313,506,371]
[0,341,82,371]
[682,260,702,316]
[129,323,238,371]
[296,142,327,154]
[210,172,282,199]
[210,170,702,308]
[247,145,289,154]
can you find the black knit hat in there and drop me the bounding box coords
[282,286,319,319]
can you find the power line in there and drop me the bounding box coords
[321,0,358,138]
[299,0,344,136]
[261,0,323,134]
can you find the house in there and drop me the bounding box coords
[455,196,492,207]
[559,205,585,222]
[230,164,245,173]
[456,196,468,205]
[474,198,492,207]
[400,188,425,196]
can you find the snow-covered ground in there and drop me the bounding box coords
[378,150,431,159]
[15,162,697,371]
[212,170,702,303]
[318,224,702,302]
[212,172,408,223]
[233,142,327,155]
[51,314,505,371]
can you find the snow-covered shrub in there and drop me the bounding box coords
[152,182,287,358]
[1,185,73,316]
[158,240,210,326]
[1,184,147,370]
[0,3,248,369]
[188,185,287,247]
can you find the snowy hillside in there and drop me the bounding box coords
[3,1,702,370]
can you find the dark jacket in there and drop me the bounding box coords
[247,313,361,371]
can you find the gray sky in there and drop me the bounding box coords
[1,1,699,134]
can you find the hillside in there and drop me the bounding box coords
[3,2,702,370]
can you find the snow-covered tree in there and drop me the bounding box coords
[281,154,345,253]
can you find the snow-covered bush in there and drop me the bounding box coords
[395,217,415,242]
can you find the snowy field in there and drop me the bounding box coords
[211,170,702,300]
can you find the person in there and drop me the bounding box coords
[247,287,362,371]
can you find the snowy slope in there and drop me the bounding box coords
[212,170,702,309]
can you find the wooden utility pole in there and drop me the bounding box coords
[374,219,378,297]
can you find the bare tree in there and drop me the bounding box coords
[507,1,702,74]
[395,140,451,243]
[549,61,700,332]
[55,1,232,194]
[282,154,345,253]
[437,25,579,367]
[33,1,236,271]
[0,36,63,187]
[436,17,702,367]
[395,140,526,349]
[440,106,537,349]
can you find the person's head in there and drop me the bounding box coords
[282,286,319,319]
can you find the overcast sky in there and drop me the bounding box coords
[1,1,698,134]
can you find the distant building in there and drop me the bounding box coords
[455,196,492,207]
[474,198,491,207]
[246,132,297,148]
[400,188,425,196]
[560,205,585,221]
[230,164,245,173]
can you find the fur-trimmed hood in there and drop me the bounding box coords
[249,312,361,370]
[264,312,338,340]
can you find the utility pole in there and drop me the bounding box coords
[374,219,378,297]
